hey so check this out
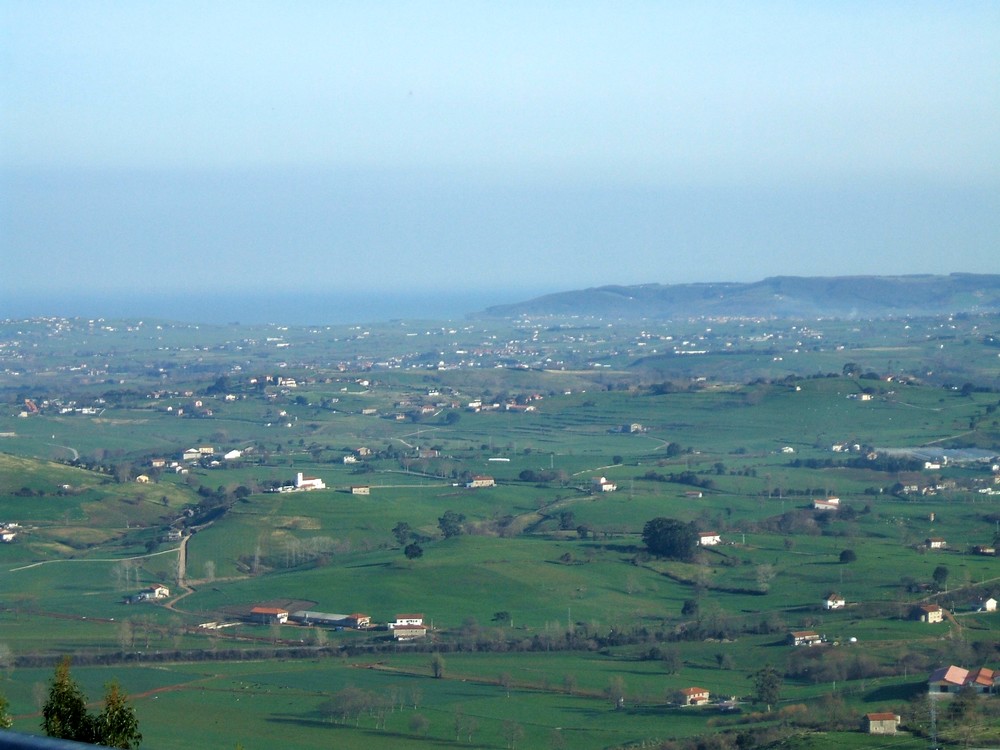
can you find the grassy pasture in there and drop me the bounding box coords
[2,348,1000,749]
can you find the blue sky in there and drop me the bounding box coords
[2,2,998,309]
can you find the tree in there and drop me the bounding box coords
[392,521,413,546]
[430,653,445,679]
[438,510,465,538]
[502,719,524,749]
[499,672,513,697]
[409,713,429,736]
[606,675,626,710]
[641,517,697,561]
[403,542,423,560]
[42,658,95,743]
[492,610,512,626]
[933,565,949,590]
[0,691,12,729]
[750,665,782,712]
[839,549,857,563]
[95,682,142,749]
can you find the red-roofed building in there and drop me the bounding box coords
[915,604,944,623]
[679,687,710,706]
[862,713,900,734]
[967,667,996,693]
[928,665,969,693]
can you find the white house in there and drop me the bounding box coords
[591,476,617,492]
[679,687,711,706]
[915,604,945,623]
[391,614,424,629]
[697,532,721,546]
[824,593,846,610]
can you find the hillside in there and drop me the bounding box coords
[480,273,1000,319]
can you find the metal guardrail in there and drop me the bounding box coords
[0,731,107,749]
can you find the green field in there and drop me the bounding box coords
[2,313,1000,748]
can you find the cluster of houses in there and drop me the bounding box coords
[670,659,999,736]
[245,607,428,641]
[140,446,255,480]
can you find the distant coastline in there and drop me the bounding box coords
[0,288,552,326]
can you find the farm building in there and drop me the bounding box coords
[249,607,289,625]
[927,665,998,694]
[697,532,721,546]
[926,537,947,549]
[928,665,969,693]
[862,713,900,734]
[289,611,370,629]
[788,630,822,646]
[350,485,370,495]
[392,624,428,641]
[968,667,997,693]
[124,584,170,604]
[466,475,496,488]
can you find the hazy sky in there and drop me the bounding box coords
[2,2,999,308]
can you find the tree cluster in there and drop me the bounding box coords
[42,658,141,748]
[641,518,698,561]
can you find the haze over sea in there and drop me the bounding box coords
[1,288,550,326]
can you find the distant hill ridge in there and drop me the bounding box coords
[480,273,1000,319]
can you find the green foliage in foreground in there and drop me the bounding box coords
[42,658,141,749]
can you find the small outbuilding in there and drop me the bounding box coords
[862,712,900,735]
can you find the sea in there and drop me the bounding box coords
[1,288,547,327]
